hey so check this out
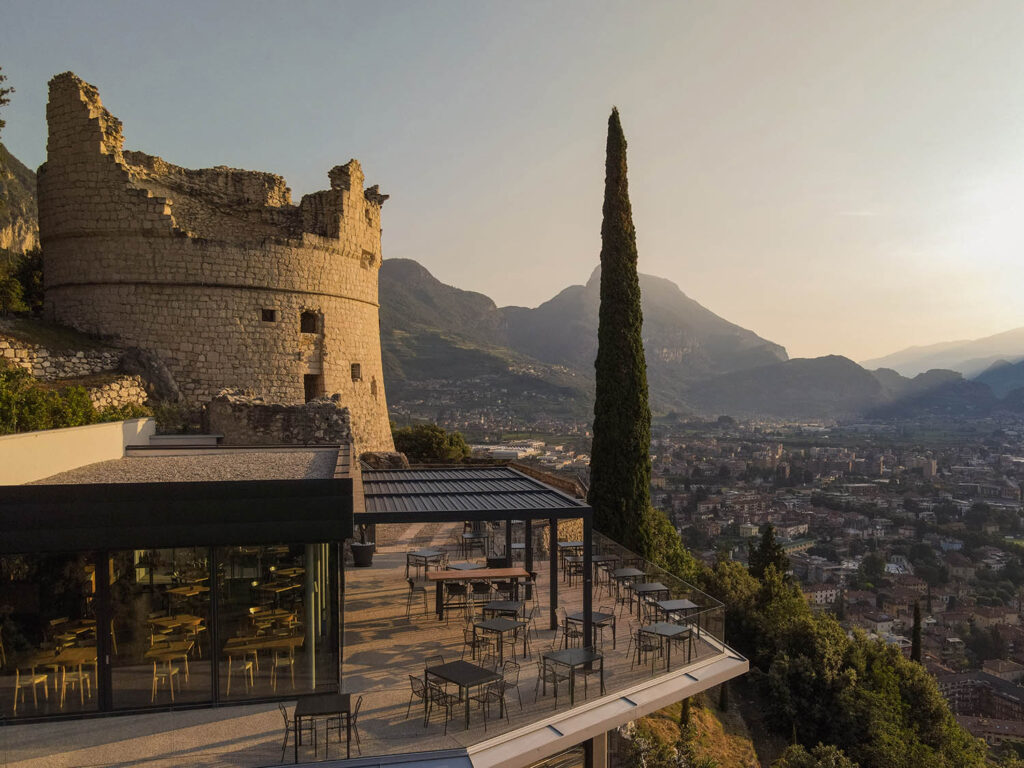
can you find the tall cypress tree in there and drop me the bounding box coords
[911,600,922,663]
[588,108,652,555]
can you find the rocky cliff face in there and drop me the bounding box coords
[0,143,39,254]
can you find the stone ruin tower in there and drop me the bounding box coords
[37,72,394,451]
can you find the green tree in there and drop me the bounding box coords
[911,601,922,663]
[587,107,652,556]
[749,524,789,579]
[392,423,470,463]
[0,274,26,316]
[773,744,859,768]
[12,248,43,313]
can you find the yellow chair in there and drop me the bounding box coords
[270,647,296,691]
[151,660,180,702]
[59,666,92,708]
[13,666,49,714]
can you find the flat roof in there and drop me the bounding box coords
[33,447,339,484]
[360,467,590,521]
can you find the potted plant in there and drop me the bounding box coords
[351,524,375,567]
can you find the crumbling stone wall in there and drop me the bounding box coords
[0,335,120,379]
[87,374,147,409]
[37,72,394,452]
[204,390,352,446]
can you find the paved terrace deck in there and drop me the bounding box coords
[0,521,729,768]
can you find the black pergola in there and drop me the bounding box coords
[359,466,596,646]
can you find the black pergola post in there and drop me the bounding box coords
[583,516,593,648]
[505,519,513,565]
[525,519,534,600]
[94,550,113,712]
[549,516,558,630]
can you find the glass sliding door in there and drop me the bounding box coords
[109,548,212,708]
[216,543,337,701]
[0,551,99,718]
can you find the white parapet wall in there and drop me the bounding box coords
[0,418,156,484]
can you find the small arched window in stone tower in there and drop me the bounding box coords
[300,311,319,334]
[351,363,362,381]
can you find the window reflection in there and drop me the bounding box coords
[217,544,336,699]
[1,553,98,717]
[110,548,211,708]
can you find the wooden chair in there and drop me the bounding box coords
[270,646,296,691]
[150,660,180,702]
[59,665,93,708]
[13,666,49,714]
[278,702,316,762]
[226,655,254,695]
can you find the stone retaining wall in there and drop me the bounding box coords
[0,335,120,380]
[204,389,353,446]
[87,375,147,410]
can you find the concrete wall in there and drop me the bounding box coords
[0,417,155,484]
[37,72,394,452]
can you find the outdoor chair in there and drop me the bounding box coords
[470,581,494,614]
[279,702,316,762]
[556,608,583,649]
[492,580,516,600]
[443,583,469,624]
[472,680,510,731]
[576,646,605,699]
[630,628,660,673]
[502,660,524,709]
[533,659,569,704]
[327,694,362,756]
[13,666,49,714]
[406,578,429,618]
[481,651,499,672]
[463,625,494,660]
[425,682,458,734]
[406,674,427,720]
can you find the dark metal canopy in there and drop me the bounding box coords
[359,467,590,524]
[0,478,353,553]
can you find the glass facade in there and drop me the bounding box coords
[1,542,338,719]
[0,552,99,717]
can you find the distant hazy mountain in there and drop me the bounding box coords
[974,359,1024,398]
[0,143,39,254]
[686,356,885,420]
[379,259,788,415]
[862,327,1024,377]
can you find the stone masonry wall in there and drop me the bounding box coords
[37,72,394,452]
[204,390,352,446]
[87,375,147,409]
[0,335,120,379]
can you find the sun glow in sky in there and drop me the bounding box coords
[3,1,1024,361]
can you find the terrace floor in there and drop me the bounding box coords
[0,522,726,768]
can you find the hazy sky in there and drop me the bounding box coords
[3,1,1023,361]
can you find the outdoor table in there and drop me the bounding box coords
[542,647,604,706]
[427,567,529,621]
[294,692,351,761]
[166,584,209,598]
[610,567,645,602]
[482,600,524,618]
[631,582,670,616]
[274,566,305,579]
[426,660,502,729]
[565,610,617,649]
[150,613,204,632]
[474,616,522,663]
[448,561,486,571]
[406,548,445,577]
[655,598,697,622]
[639,622,693,671]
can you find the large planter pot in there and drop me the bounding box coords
[351,542,375,567]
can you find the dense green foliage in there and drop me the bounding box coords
[700,556,986,768]
[748,524,789,579]
[0,362,149,435]
[588,107,652,555]
[392,422,470,462]
[773,744,859,768]
[911,601,922,662]
[0,247,43,315]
